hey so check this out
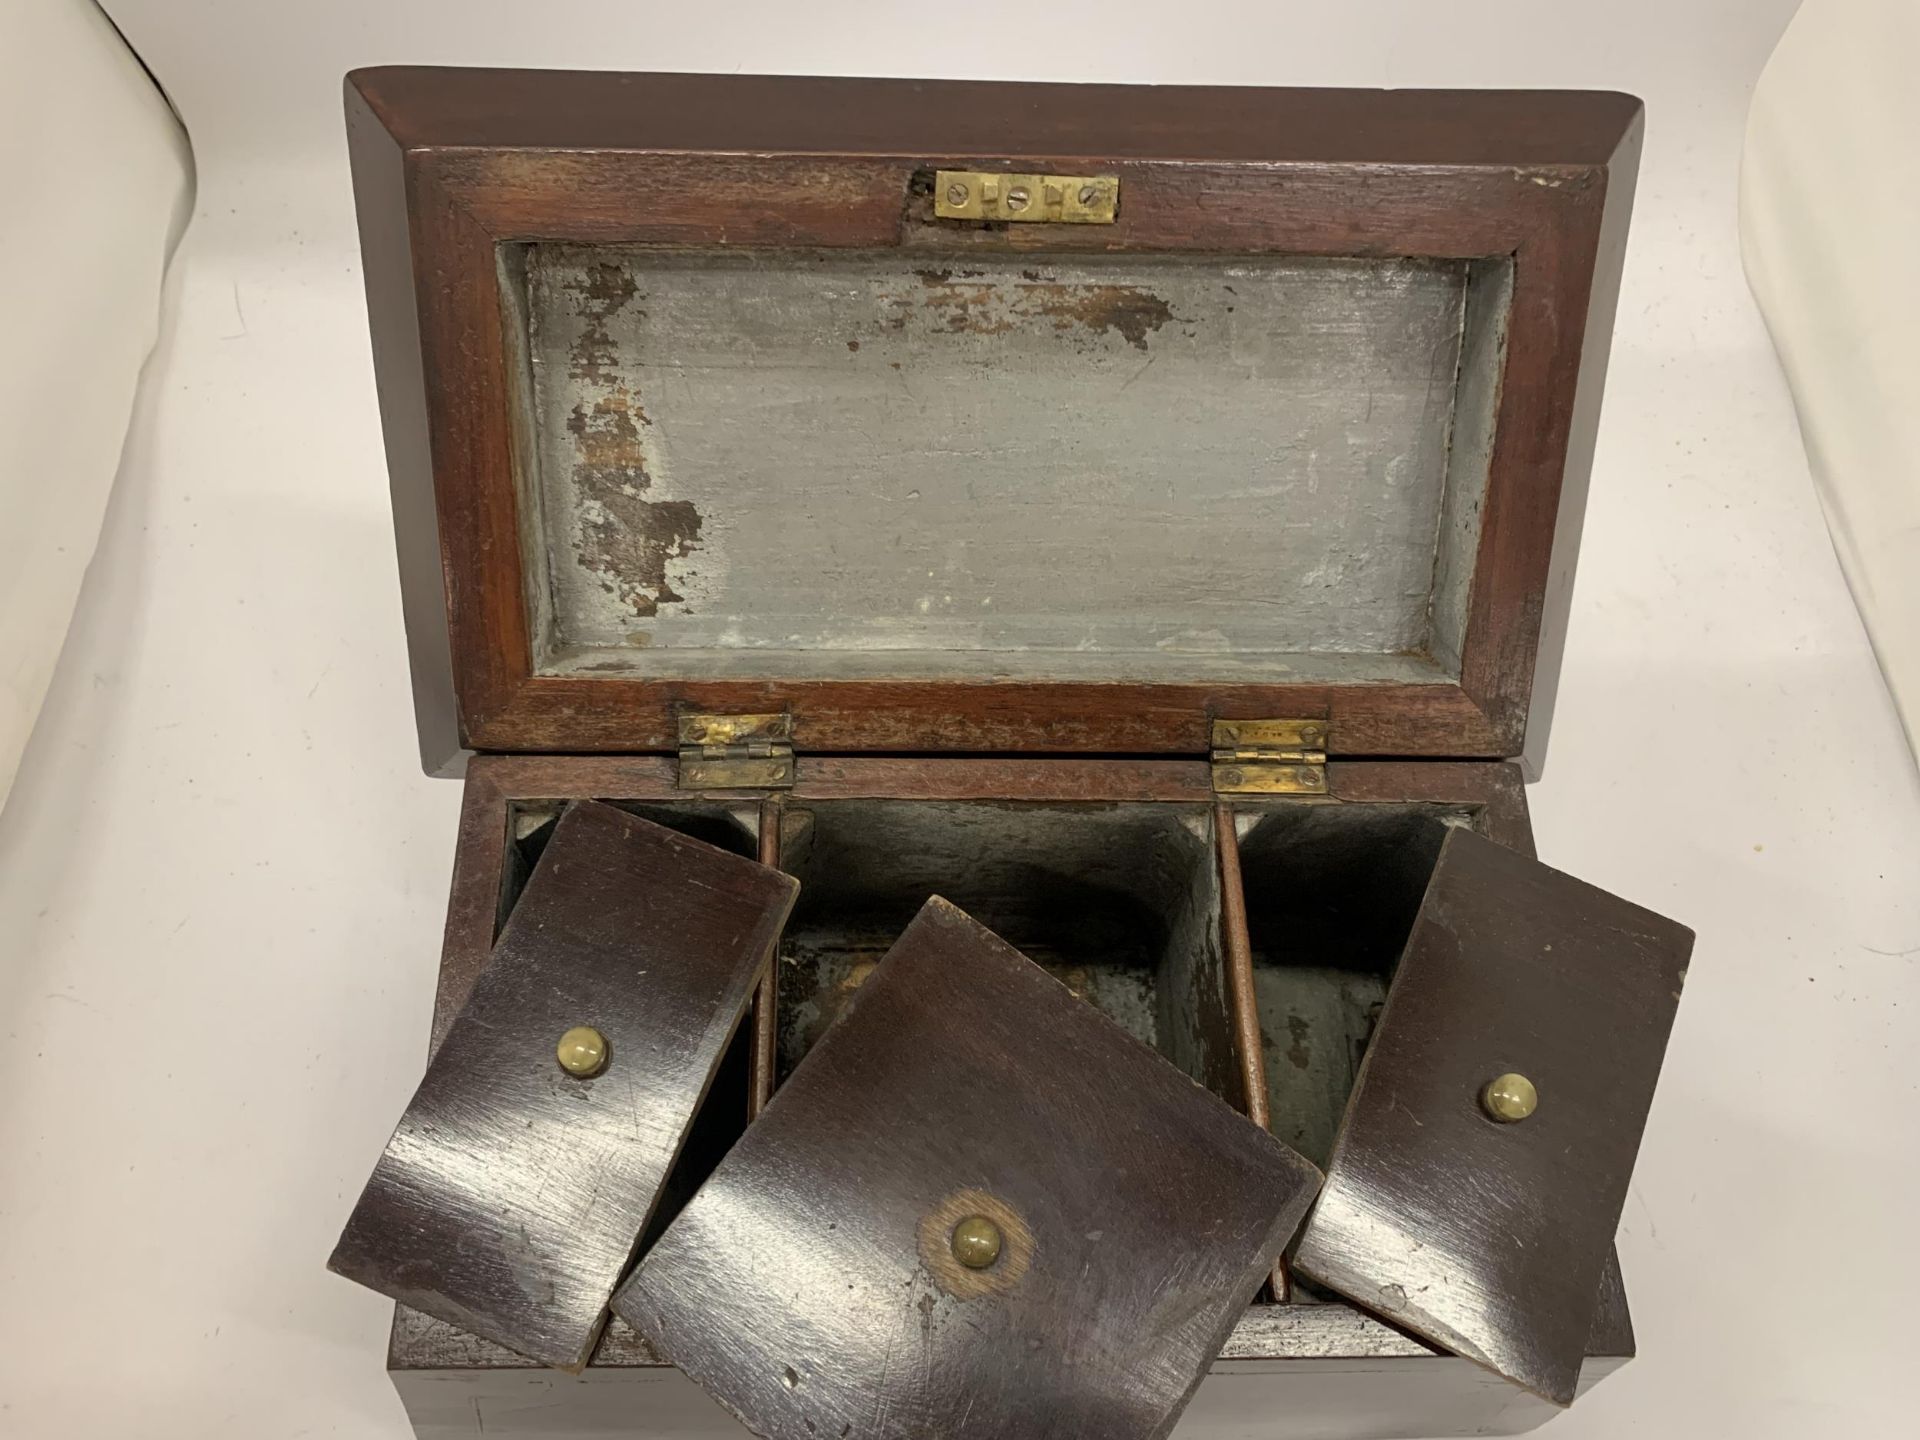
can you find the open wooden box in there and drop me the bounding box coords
[346,68,1656,1438]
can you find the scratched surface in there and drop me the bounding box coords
[614,898,1322,1440]
[328,801,798,1370]
[519,248,1493,682]
[1291,827,1693,1406]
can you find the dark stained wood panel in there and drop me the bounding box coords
[387,756,1644,1420]
[345,70,1642,772]
[1292,827,1691,1405]
[614,897,1323,1439]
[351,68,1640,167]
[330,801,798,1370]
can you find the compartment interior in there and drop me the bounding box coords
[772,801,1235,1102]
[500,246,1514,686]
[497,798,760,936]
[489,795,1482,1304]
[1235,806,1462,1172]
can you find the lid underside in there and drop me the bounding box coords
[510,247,1510,691]
[346,70,1642,765]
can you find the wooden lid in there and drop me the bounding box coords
[613,897,1322,1438]
[327,802,797,1369]
[1292,826,1692,1405]
[347,69,1642,773]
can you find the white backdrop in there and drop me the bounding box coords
[4,4,1918,1438]
[1743,0,1920,767]
[0,0,191,809]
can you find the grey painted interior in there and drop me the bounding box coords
[1429,261,1512,677]
[508,247,1512,683]
[1236,803,1468,1170]
[773,801,1231,1095]
[495,798,1485,1175]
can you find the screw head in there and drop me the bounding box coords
[951,1215,1004,1269]
[1481,1072,1538,1123]
[945,182,970,206]
[1005,185,1032,212]
[1078,184,1099,205]
[1301,725,1321,744]
[557,1025,609,1078]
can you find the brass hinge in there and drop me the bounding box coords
[934,170,1119,225]
[1211,719,1328,795]
[677,713,795,790]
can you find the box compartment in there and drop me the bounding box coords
[1234,805,1459,1170]
[386,757,1634,1440]
[773,800,1234,1099]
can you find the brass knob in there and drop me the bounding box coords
[1481,1072,1538,1123]
[557,1025,609,1078]
[950,1215,1004,1269]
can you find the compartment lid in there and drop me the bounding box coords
[327,800,797,1370]
[613,897,1323,1439]
[347,68,1642,774]
[1290,826,1692,1405]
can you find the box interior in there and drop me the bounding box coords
[495,795,1473,1303]
[773,801,1232,1098]
[1236,806,1457,1172]
[499,247,1514,687]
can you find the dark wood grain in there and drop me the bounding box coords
[1291,826,1692,1405]
[472,673,1509,763]
[614,898,1322,1440]
[1212,802,1270,1130]
[352,69,1639,164]
[330,801,797,1369]
[387,1296,1633,1440]
[748,796,783,1120]
[344,70,1641,770]
[1325,761,1535,857]
[793,756,1215,801]
[1519,116,1644,780]
[344,81,462,777]
[391,756,1639,1415]
[1213,802,1289,1302]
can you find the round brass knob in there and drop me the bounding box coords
[950,1215,1004,1270]
[1481,1072,1538,1123]
[556,1025,609,1078]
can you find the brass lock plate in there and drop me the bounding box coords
[934,170,1119,224]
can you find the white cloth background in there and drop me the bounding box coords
[0,0,191,810]
[3,5,1917,1440]
[1742,0,1920,767]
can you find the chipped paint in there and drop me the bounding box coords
[568,263,637,383]
[1286,1011,1313,1071]
[555,269,708,618]
[901,270,1178,351]
[1017,282,1176,351]
[521,247,1502,677]
[1509,166,1598,192]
